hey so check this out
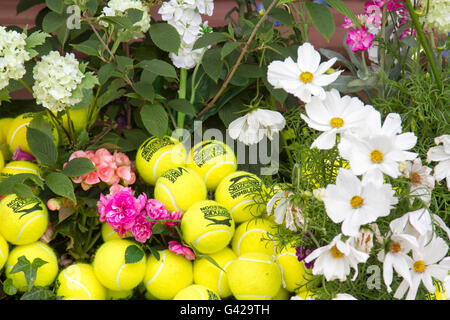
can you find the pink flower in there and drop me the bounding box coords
[168,241,196,260]
[109,183,125,195]
[95,148,115,165]
[346,26,374,52]
[12,146,36,161]
[165,211,182,227]
[114,151,131,167]
[69,150,88,161]
[97,164,116,183]
[131,213,152,243]
[342,17,355,29]
[40,223,54,243]
[146,199,170,220]
[117,166,132,183]
[47,198,62,211]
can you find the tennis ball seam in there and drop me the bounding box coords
[230,199,254,215]
[204,161,236,185]
[236,229,275,256]
[35,241,57,260]
[0,247,6,263]
[3,166,40,176]
[218,260,234,297]
[9,122,30,146]
[234,293,273,299]
[194,230,232,248]
[15,214,46,243]
[238,257,274,264]
[152,150,185,181]
[195,286,206,300]
[116,264,126,291]
[63,271,92,299]
[145,250,166,286]
[155,182,181,212]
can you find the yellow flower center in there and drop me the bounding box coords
[413,260,426,273]
[331,245,344,259]
[411,172,422,185]
[299,72,314,83]
[330,117,344,128]
[389,242,402,253]
[350,195,364,208]
[370,150,384,163]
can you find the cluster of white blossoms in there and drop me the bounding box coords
[32,51,85,112]
[99,0,151,39]
[159,0,214,69]
[0,26,31,90]
[420,0,450,34]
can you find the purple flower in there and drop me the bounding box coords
[296,246,314,269]
[12,146,36,161]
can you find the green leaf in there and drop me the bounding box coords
[17,0,45,14]
[26,127,57,166]
[45,0,63,13]
[221,42,242,60]
[21,286,56,300]
[100,16,133,29]
[45,172,76,204]
[269,8,294,26]
[25,31,50,52]
[96,79,126,109]
[13,184,35,199]
[0,87,11,106]
[116,55,134,72]
[134,81,154,102]
[125,8,143,24]
[125,245,145,264]
[98,63,117,85]
[42,11,65,33]
[319,48,356,75]
[325,0,361,28]
[10,256,48,290]
[140,103,168,138]
[62,158,96,177]
[137,59,177,79]
[193,32,228,50]
[202,48,223,83]
[149,247,160,261]
[3,278,18,296]
[167,99,196,116]
[71,89,93,110]
[149,23,181,53]
[305,2,335,42]
[0,174,44,195]
[71,40,101,57]
[235,64,265,78]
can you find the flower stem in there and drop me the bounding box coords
[177,68,188,129]
[190,49,206,105]
[19,79,33,95]
[404,0,443,91]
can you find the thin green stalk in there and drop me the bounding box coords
[19,79,33,95]
[404,0,443,91]
[177,68,188,129]
[190,49,206,105]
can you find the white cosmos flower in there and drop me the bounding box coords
[266,191,304,232]
[332,293,358,300]
[394,235,450,300]
[323,168,397,237]
[377,231,419,293]
[338,113,418,185]
[267,42,343,103]
[401,158,435,205]
[300,89,378,149]
[304,234,369,282]
[427,134,450,190]
[228,108,286,145]
[444,275,450,300]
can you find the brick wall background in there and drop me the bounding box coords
[1,0,366,99]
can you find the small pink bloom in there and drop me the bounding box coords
[168,241,196,260]
[346,26,374,52]
[95,148,115,164]
[109,183,125,195]
[40,223,54,243]
[117,166,132,182]
[165,211,182,227]
[342,16,355,29]
[69,150,88,161]
[97,164,116,183]
[131,213,152,243]
[83,171,100,185]
[12,146,36,161]
[47,198,62,211]
[114,151,131,167]
[146,199,170,220]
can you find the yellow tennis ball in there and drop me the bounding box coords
[231,218,277,256]
[106,288,133,300]
[56,263,106,300]
[186,140,237,191]
[7,113,59,154]
[273,287,290,300]
[0,194,48,245]
[215,171,265,223]
[143,249,193,300]
[62,107,88,134]
[92,239,146,291]
[227,252,282,300]
[0,118,14,160]
[0,160,41,181]
[5,241,58,292]
[0,151,4,173]
[101,223,131,242]
[0,233,9,270]
[181,200,235,254]
[276,244,311,292]
[193,247,237,298]
[154,167,207,213]
[173,284,221,300]
[136,136,186,186]
[293,288,317,300]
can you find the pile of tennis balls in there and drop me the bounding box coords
[0,116,311,300]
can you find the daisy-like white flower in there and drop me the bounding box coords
[389,208,433,240]
[304,234,369,282]
[228,108,286,146]
[267,42,343,103]
[332,293,358,300]
[401,158,435,204]
[266,191,304,232]
[323,168,397,237]
[338,113,418,185]
[443,275,450,300]
[300,89,378,149]
[349,225,377,254]
[394,235,450,300]
[427,134,450,190]
[377,230,419,293]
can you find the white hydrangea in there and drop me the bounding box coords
[421,0,450,34]
[99,0,151,39]
[169,41,204,69]
[32,51,85,112]
[0,26,31,90]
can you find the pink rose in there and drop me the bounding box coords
[346,26,374,52]
[97,164,116,183]
[114,151,131,167]
[131,213,152,243]
[168,241,195,260]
